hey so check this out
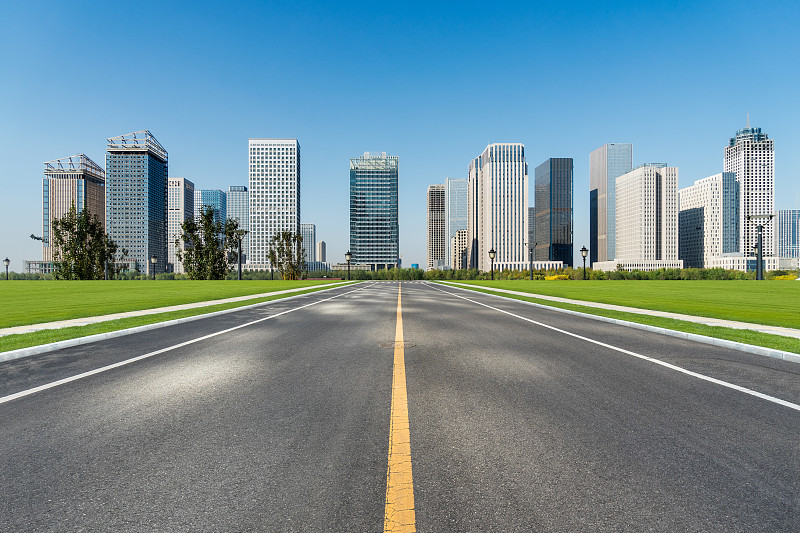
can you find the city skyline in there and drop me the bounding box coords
[2,3,799,270]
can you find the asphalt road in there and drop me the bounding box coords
[1,281,798,531]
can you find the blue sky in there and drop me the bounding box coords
[1,1,798,271]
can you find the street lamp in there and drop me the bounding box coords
[488,248,496,281]
[747,214,774,280]
[150,255,157,280]
[345,250,352,281]
[237,235,243,281]
[580,246,588,280]
[3,257,9,280]
[525,242,536,281]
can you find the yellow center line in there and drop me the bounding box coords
[384,283,416,532]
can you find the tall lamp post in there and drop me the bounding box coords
[3,257,9,280]
[345,250,352,281]
[580,246,588,280]
[150,255,157,280]
[747,214,774,280]
[525,242,535,281]
[237,235,243,281]
[488,248,496,281]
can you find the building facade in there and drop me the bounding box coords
[248,138,300,268]
[776,210,800,263]
[42,154,106,263]
[451,229,469,270]
[227,185,249,260]
[467,143,529,272]
[589,143,632,266]
[300,223,316,262]
[105,130,168,275]
[534,158,574,266]
[194,189,227,225]
[167,177,195,273]
[678,173,738,268]
[317,240,326,263]
[349,152,399,270]
[724,124,774,257]
[427,184,446,270]
[444,177,468,269]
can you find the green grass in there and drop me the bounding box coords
[447,280,800,329]
[0,283,356,354]
[0,279,345,329]
[438,283,800,355]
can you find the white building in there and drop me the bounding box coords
[427,184,446,270]
[678,173,739,268]
[247,138,300,269]
[167,177,194,273]
[595,164,683,272]
[451,229,468,270]
[227,185,249,260]
[444,177,468,269]
[467,143,529,271]
[724,123,774,257]
[300,223,316,262]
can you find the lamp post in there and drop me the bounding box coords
[488,248,496,281]
[525,242,535,281]
[3,257,9,280]
[237,235,243,281]
[580,246,588,280]
[345,250,352,281]
[747,214,774,280]
[150,255,157,280]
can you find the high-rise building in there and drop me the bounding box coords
[427,184,446,270]
[534,158,574,266]
[248,139,300,267]
[350,152,399,270]
[42,154,105,263]
[776,210,800,261]
[194,189,227,225]
[317,241,326,263]
[167,177,194,273]
[724,123,775,256]
[444,177,468,269]
[467,143,528,271]
[227,185,249,260]
[595,164,682,271]
[300,223,316,262]
[590,143,632,266]
[106,130,168,275]
[451,229,468,270]
[678,173,738,268]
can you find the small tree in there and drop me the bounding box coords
[176,206,246,280]
[268,231,306,280]
[51,203,126,280]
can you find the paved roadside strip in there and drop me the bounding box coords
[0,282,359,363]
[435,281,800,365]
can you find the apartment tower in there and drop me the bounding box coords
[427,184,446,270]
[167,177,195,273]
[678,173,739,268]
[589,143,632,265]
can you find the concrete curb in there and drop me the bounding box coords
[435,281,800,365]
[0,282,359,364]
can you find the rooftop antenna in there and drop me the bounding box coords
[746,112,750,128]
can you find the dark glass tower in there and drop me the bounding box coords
[534,158,573,266]
[349,152,399,270]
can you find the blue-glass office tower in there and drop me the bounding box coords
[444,177,468,269]
[534,158,574,266]
[350,152,399,270]
[194,189,227,225]
[227,186,249,260]
[106,130,168,275]
[300,223,316,262]
[589,143,632,265]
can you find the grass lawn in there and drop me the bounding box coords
[439,283,800,355]
[448,280,800,330]
[0,279,347,329]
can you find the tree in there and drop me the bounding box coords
[176,206,246,280]
[51,203,126,280]
[268,231,306,280]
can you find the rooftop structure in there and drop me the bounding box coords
[107,130,168,161]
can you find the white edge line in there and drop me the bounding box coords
[0,281,361,363]
[427,282,800,413]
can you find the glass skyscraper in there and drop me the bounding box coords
[776,210,799,261]
[534,158,574,266]
[194,189,227,225]
[590,143,632,265]
[106,130,168,275]
[349,152,399,270]
[227,185,249,261]
[300,223,316,262]
[444,177,468,269]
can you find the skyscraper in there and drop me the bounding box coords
[427,184,446,270]
[167,177,194,273]
[724,123,775,256]
[106,130,168,275]
[467,143,528,271]
[534,158,574,266]
[349,152,399,270]
[42,154,105,264]
[678,173,738,268]
[444,177,468,269]
[300,223,316,262]
[194,189,227,225]
[776,210,800,261]
[317,241,326,263]
[248,139,300,267]
[590,143,632,265]
[227,185,249,260]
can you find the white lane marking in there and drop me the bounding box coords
[427,283,800,413]
[0,284,373,405]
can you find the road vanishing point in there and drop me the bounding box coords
[1,281,798,531]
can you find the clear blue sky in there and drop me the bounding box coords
[2,1,798,271]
